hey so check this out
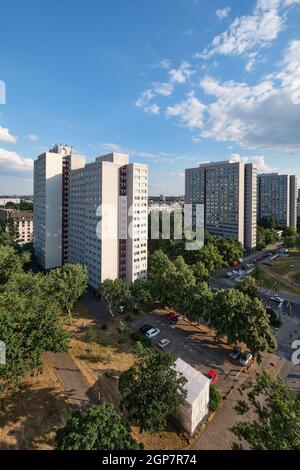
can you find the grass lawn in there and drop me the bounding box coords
[258,248,300,296]
[0,357,70,450]
[68,302,188,450]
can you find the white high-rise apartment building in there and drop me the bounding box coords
[185,160,257,251]
[34,146,148,289]
[257,173,298,229]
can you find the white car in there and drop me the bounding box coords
[238,258,244,263]
[226,271,234,278]
[146,328,160,339]
[270,296,284,303]
[158,338,170,349]
[239,352,253,366]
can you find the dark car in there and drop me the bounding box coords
[139,325,153,335]
[169,316,179,324]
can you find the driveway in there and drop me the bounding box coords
[80,290,111,323]
[132,311,247,396]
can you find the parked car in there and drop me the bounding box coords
[239,352,253,366]
[146,328,160,339]
[118,305,126,314]
[226,271,234,278]
[238,258,244,263]
[270,296,284,303]
[158,338,170,349]
[139,325,153,335]
[169,316,179,324]
[208,370,218,383]
[229,347,243,360]
[166,311,178,320]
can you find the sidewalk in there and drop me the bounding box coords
[45,352,98,409]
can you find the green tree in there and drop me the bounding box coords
[148,250,176,303]
[181,281,213,324]
[192,261,210,283]
[216,237,243,264]
[119,345,187,433]
[258,216,276,229]
[0,219,19,246]
[168,256,196,310]
[47,264,88,316]
[232,371,300,450]
[208,289,276,362]
[56,403,142,450]
[236,276,260,299]
[197,243,225,274]
[283,235,296,249]
[0,244,29,285]
[209,384,223,412]
[0,272,69,392]
[130,278,153,311]
[99,278,131,317]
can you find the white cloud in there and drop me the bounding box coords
[135,89,154,108]
[171,171,185,177]
[144,103,160,115]
[100,143,123,153]
[216,7,231,19]
[196,0,296,66]
[168,61,195,84]
[0,127,17,144]
[0,148,33,174]
[27,134,39,142]
[197,40,300,149]
[166,92,207,129]
[152,82,174,96]
[245,52,258,71]
[228,154,275,172]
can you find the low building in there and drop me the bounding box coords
[0,208,33,243]
[0,197,21,206]
[174,358,210,435]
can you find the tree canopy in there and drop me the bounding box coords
[46,264,88,316]
[56,403,142,450]
[119,344,187,433]
[0,271,68,392]
[99,278,131,317]
[232,371,300,450]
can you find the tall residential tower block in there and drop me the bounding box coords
[34,145,148,289]
[257,173,298,229]
[185,160,257,251]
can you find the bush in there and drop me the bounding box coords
[101,323,108,331]
[209,384,222,412]
[131,331,152,348]
[266,308,283,328]
[84,328,97,344]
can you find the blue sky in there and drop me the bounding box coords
[1,0,300,195]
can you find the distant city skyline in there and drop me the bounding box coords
[1,0,300,196]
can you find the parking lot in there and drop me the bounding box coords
[132,310,248,396]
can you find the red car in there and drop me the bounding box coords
[230,260,238,267]
[166,311,178,320]
[208,370,218,383]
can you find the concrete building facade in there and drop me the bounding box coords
[0,208,33,243]
[34,146,148,289]
[257,173,298,229]
[185,160,257,251]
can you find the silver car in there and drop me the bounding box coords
[239,352,253,366]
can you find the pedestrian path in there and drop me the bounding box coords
[46,352,97,409]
